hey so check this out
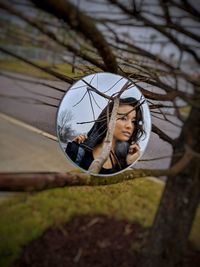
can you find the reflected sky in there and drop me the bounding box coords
[57,72,151,152]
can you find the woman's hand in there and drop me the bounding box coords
[126,143,140,165]
[72,134,87,144]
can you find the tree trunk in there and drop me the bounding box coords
[139,105,200,267]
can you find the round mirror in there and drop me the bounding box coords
[56,72,151,176]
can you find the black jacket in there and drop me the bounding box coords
[65,141,118,174]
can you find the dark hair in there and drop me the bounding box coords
[81,97,145,170]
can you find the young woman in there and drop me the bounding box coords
[65,97,145,174]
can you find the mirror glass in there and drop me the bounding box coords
[56,72,151,176]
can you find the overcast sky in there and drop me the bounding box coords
[57,72,151,152]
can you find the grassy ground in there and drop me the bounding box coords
[0,59,83,79]
[0,59,197,265]
[0,178,199,267]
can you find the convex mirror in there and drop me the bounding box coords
[56,72,151,176]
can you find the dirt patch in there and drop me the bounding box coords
[15,214,200,267]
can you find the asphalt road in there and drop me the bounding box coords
[0,71,182,170]
[0,71,67,135]
[0,113,74,172]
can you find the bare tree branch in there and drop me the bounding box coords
[152,124,176,146]
[88,97,120,173]
[0,1,106,71]
[133,83,192,102]
[0,72,66,93]
[0,144,196,191]
[0,47,74,84]
[30,0,118,72]
[169,0,200,21]
[108,0,200,64]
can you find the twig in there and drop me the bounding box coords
[0,144,196,191]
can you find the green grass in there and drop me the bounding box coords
[178,105,191,118]
[190,207,200,248]
[0,178,199,267]
[0,59,83,79]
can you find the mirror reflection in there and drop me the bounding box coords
[57,72,151,175]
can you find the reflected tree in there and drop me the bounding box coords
[57,109,74,143]
[0,1,200,267]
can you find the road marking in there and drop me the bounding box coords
[0,113,164,184]
[0,113,58,141]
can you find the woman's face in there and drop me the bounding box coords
[113,104,136,141]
